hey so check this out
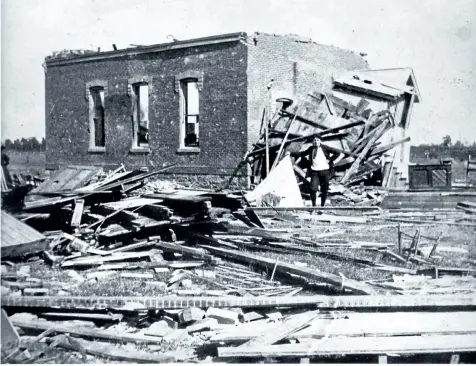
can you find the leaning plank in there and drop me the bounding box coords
[341,121,389,184]
[272,102,302,170]
[12,318,166,344]
[240,311,319,347]
[201,245,381,295]
[217,334,476,358]
[370,136,411,157]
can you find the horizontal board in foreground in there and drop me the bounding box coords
[2,294,476,310]
[218,334,476,358]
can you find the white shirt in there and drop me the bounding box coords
[311,147,329,171]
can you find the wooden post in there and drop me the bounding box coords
[413,229,421,256]
[271,100,304,171]
[265,109,270,177]
[270,257,279,282]
[383,151,396,187]
[429,232,443,258]
[71,199,85,228]
[378,355,388,364]
[450,354,460,364]
[397,224,402,255]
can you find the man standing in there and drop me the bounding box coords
[305,137,335,207]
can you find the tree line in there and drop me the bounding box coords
[3,137,46,152]
[418,135,476,149]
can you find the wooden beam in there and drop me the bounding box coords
[3,294,476,310]
[211,312,476,344]
[155,241,217,263]
[272,102,303,170]
[370,137,411,157]
[249,119,365,157]
[12,319,169,344]
[341,121,389,184]
[70,199,84,227]
[429,232,443,258]
[217,334,476,358]
[200,245,381,295]
[245,206,381,212]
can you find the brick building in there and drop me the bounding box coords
[44,32,369,182]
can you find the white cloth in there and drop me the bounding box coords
[311,147,329,171]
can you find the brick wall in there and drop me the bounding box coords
[45,42,249,176]
[246,32,369,149]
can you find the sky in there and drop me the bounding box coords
[1,0,475,145]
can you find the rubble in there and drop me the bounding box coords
[1,140,476,363]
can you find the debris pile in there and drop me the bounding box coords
[235,76,417,206]
[1,162,476,363]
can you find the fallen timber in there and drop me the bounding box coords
[217,334,476,358]
[11,319,167,344]
[211,311,476,343]
[201,245,381,295]
[3,294,476,310]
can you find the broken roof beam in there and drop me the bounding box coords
[340,120,390,185]
[249,119,365,157]
[370,136,411,157]
[200,245,382,295]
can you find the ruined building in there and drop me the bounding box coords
[44,32,419,184]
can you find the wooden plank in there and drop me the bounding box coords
[12,318,166,344]
[245,206,381,212]
[272,102,303,170]
[102,197,163,211]
[240,311,319,347]
[212,312,476,343]
[341,121,389,184]
[155,241,217,263]
[61,251,152,268]
[29,166,101,194]
[370,137,411,157]
[249,119,365,157]
[217,334,476,358]
[201,245,381,295]
[3,294,476,310]
[429,232,443,258]
[70,199,85,227]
